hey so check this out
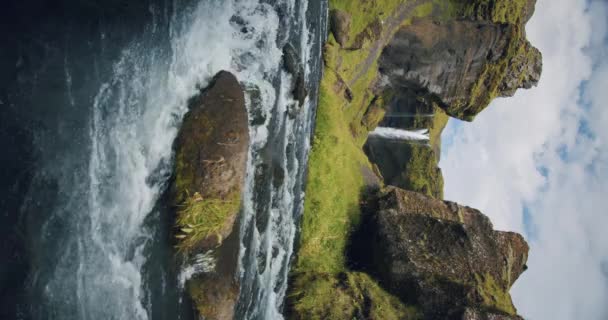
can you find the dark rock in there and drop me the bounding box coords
[379,16,542,121]
[173,70,248,249]
[282,43,300,76]
[369,187,529,319]
[172,71,249,320]
[282,43,308,110]
[329,9,351,47]
[500,42,542,96]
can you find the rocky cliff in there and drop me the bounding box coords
[379,0,542,121]
[171,71,249,319]
[289,0,541,319]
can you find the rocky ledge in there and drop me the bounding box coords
[379,0,542,121]
[364,187,528,319]
[171,71,249,319]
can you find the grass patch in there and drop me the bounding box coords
[289,272,421,320]
[330,0,408,47]
[174,191,240,253]
[290,0,456,316]
[294,71,371,273]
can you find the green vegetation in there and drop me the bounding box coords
[291,0,533,316]
[436,0,538,120]
[294,72,371,273]
[289,0,436,318]
[289,272,421,320]
[475,273,517,315]
[404,105,448,199]
[452,0,531,24]
[462,28,523,120]
[329,0,406,47]
[174,191,240,253]
[399,144,444,199]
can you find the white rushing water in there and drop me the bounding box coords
[370,127,430,141]
[36,0,322,319]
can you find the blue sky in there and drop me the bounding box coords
[441,0,608,318]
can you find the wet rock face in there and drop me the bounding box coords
[283,43,308,112]
[379,16,541,121]
[369,187,528,319]
[172,71,249,320]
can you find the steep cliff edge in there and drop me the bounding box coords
[289,0,541,319]
[171,71,249,319]
[379,1,542,120]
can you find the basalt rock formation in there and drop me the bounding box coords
[172,71,249,319]
[366,188,529,319]
[379,0,542,121]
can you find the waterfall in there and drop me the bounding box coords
[369,127,430,141]
[11,0,324,319]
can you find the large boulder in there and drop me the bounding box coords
[369,187,528,319]
[172,70,249,319]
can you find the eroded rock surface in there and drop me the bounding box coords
[172,71,249,319]
[379,1,542,120]
[368,187,528,319]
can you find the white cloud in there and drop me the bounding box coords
[440,0,608,319]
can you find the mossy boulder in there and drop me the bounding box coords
[367,187,528,319]
[172,71,249,319]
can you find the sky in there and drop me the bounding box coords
[440,0,608,319]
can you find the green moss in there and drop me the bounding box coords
[330,0,408,47]
[450,0,530,24]
[289,272,421,320]
[327,1,435,140]
[412,2,434,18]
[398,144,444,199]
[290,0,441,316]
[436,0,537,120]
[475,273,516,315]
[174,191,240,253]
